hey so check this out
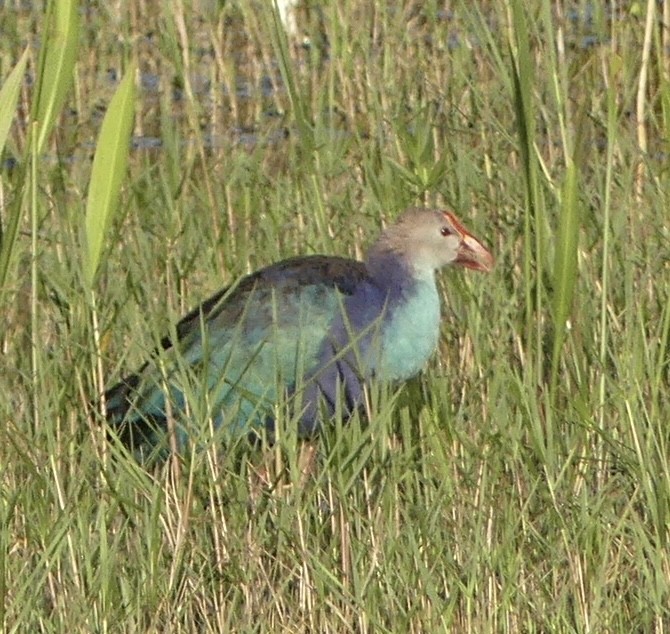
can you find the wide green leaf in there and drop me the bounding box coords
[84,62,137,287]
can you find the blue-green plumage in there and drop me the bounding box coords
[104,209,493,456]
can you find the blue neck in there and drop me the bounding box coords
[366,251,425,298]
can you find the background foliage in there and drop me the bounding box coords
[0,0,669,631]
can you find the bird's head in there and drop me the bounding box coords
[367,208,494,279]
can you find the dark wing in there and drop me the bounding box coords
[160,255,369,351]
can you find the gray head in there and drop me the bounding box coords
[366,208,494,279]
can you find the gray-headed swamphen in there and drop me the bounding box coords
[104,208,493,458]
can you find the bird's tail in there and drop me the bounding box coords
[102,372,167,457]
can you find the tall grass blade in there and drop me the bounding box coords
[0,47,29,164]
[33,0,80,154]
[550,160,580,392]
[84,61,136,287]
[509,0,543,379]
[268,1,314,159]
[0,46,29,288]
[0,0,79,293]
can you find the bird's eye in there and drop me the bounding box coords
[440,226,452,237]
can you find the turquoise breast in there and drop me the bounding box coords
[378,279,441,381]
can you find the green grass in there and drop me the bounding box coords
[1,0,669,631]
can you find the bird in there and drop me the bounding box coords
[103,208,493,459]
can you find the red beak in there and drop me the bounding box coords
[455,232,494,272]
[444,212,494,272]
